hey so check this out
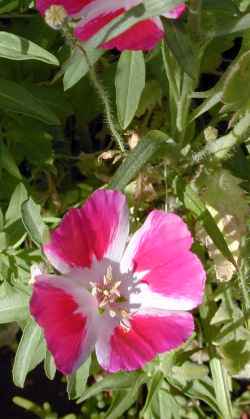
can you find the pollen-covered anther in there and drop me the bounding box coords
[90,266,125,314]
[44,5,68,30]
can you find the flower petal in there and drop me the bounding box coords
[163,3,186,19]
[30,274,98,375]
[102,18,164,51]
[122,211,205,310]
[36,0,92,15]
[130,249,205,311]
[96,311,194,372]
[121,211,193,274]
[75,9,124,41]
[44,190,129,272]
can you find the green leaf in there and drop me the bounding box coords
[77,371,144,403]
[208,13,250,38]
[190,88,222,121]
[163,21,198,79]
[0,142,21,180]
[67,357,91,400]
[0,282,29,324]
[0,32,59,65]
[168,375,220,416]
[141,371,163,416]
[63,45,104,91]
[21,198,49,246]
[105,373,147,419]
[177,181,237,267]
[115,51,145,129]
[5,183,27,223]
[13,319,45,388]
[0,78,60,125]
[109,130,172,191]
[44,350,56,381]
[210,357,233,419]
[151,381,182,419]
[222,50,250,111]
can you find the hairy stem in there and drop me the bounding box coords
[192,111,250,162]
[77,44,126,153]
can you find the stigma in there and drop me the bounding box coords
[44,5,68,29]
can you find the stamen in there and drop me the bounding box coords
[89,265,127,318]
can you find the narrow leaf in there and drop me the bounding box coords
[67,357,91,400]
[116,51,145,129]
[0,32,59,65]
[44,350,56,380]
[13,319,44,388]
[21,198,49,246]
[109,130,171,191]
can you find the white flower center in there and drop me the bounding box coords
[90,265,131,331]
[44,5,68,29]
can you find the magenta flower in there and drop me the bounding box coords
[37,0,186,51]
[30,190,205,375]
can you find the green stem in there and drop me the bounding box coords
[210,357,233,419]
[161,41,180,138]
[188,0,202,40]
[192,111,250,161]
[238,266,250,328]
[76,44,125,154]
[176,72,194,142]
[161,41,179,105]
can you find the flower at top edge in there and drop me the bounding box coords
[37,0,186,51]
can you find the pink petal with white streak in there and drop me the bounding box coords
[96,311,194,372]
[75,9,124,42]
[30,274,98,375]
[43,190,129,272]
[121,211,193,274]
[130,250,205,311]
[102,18,164,51]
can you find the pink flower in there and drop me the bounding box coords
[30,189,205,375]
[37,0,186,51]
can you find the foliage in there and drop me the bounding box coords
[0,0,250,418]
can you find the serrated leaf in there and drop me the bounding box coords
[116,50,145,129]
